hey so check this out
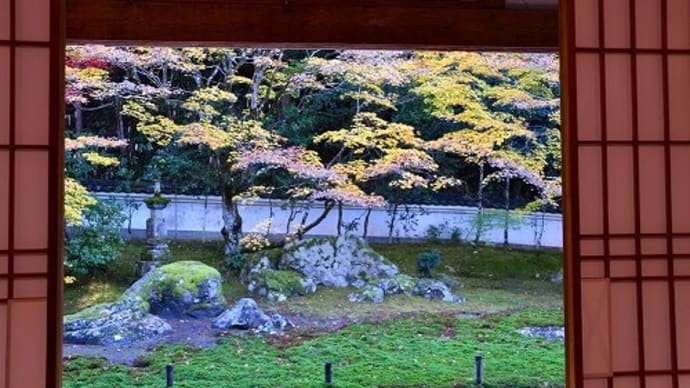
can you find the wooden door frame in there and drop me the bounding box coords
[65,0,560,50]
[55,1,574,387]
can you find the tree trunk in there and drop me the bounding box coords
[387,204,399,244]
[296,203,311,240]
[362,208,372,239]
[161,64,168,87]
[356,85,361,114]
[221,194,243,257]
[337,202,343,236]
[535,210,546,256]
[193,70,202,89]
[250,64,267,120]
[474,161,485,245]
[266,197,274,238]
[74,101,83,134]
[503,176,510,248]
[286,200,297,236]
[297,206,311,241]
[202,195,208,243]
[295,201,334,241]
[268,201,335,250]
[115,96,125,139]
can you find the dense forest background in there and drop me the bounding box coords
[65,48,561,253]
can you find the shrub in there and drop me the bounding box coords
[417,250,442,278]
[425,224,444,242]
[450,227,464,242]
[65,200,126,276]
[226,251,246,275]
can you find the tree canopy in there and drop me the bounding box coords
[64,47,561,253]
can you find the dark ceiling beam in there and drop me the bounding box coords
[65,0,559,51]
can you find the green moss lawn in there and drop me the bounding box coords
[63,241,564,388]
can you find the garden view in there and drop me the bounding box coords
[62,48,564,387]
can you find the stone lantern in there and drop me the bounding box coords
[141,180,171,273]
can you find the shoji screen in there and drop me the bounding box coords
[564,0,690,386]
[0,0,64,387]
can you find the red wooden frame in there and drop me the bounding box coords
[4,0,687,386]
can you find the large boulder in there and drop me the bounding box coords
[240,236,399,300]
[64,261,225,345]
[242,255,316,302]
[127,260,225,316]
[349,274,462,304]
[434,273,464,290]
[413,279,465,304]
[375,274,416,296]
[212,298,293,334]
[278,236,399,288]
[63,297,172,346]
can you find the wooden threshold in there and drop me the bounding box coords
[66,0,559,50]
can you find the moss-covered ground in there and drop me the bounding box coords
[63,240,564,387]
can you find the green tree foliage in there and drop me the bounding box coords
[64,177,97,227]
[64,135,126,225]
[65,47,561,255]
[64,136,128,281]
[65,201,126,276]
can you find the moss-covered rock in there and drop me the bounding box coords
[126,260,225,316]
[64,303,116,326]
[348,284,384,304]
[279,235,399,288]
[240,253,273,284]
[63,296,170,346]
[433,273,464,290]
[413,278,465,304]
[374,274,417,296]
[247,269,316,302]
[64,261,226,345]
[241,236,401,301]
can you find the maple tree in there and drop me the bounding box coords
[64,47,561,256]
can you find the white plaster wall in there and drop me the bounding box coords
[93,192,563,248]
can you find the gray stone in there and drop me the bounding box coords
[240,255,273,285]
[212,298,293,334]
[434,273,464,289]
[413,278,465,304]
[348,284,385,304]
[550,268,563,284]
[278,236,399,288]
[265,314,294,333]
[126,260,226,316]
[517,326,564,341]
[375,274,416,296]
[350,279,366,289]
[240,236,399,301]
[144,189,170,262]
[349,274,417,303]
[63,297,172,346]
[64,261,225,345]
[245,268,317,302]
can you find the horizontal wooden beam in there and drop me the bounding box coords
[66,0,559,51]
